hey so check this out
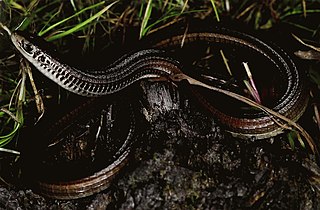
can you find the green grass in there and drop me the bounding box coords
[0,61,25,149]
[37,1,107,37]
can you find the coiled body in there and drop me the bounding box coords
[11,28,308,199]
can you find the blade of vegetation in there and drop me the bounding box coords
[280,9,320,20]
[210,0,220,22]
[25,62,44,121]
[0,63,26,148]
[140,0,153,38]
[181,0,189,14]
[287,130,306,150]
[0,23,24,149]
[242,62,261,104]
[302,0,306,17]
[220,50,232,76]
[292,34,320,52]
[70,0,77,11]
[314,105,320,131]
[7,1,26,12]
[12,0,41,31]
[288,131,296,150]
[236,2,257,19]
[38,1,106,37]
[46,1,118,41]
[0,108,20,123]
[0,23,11,35]
[0,147,20,155]
[146,9,203,35]
[243,80,261,104]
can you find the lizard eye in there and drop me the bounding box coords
[21,40,34,54]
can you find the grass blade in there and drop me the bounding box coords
[210,0,220,22]
[46,1,118,41]
[38,1,106,37]
[140,0,153,38]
